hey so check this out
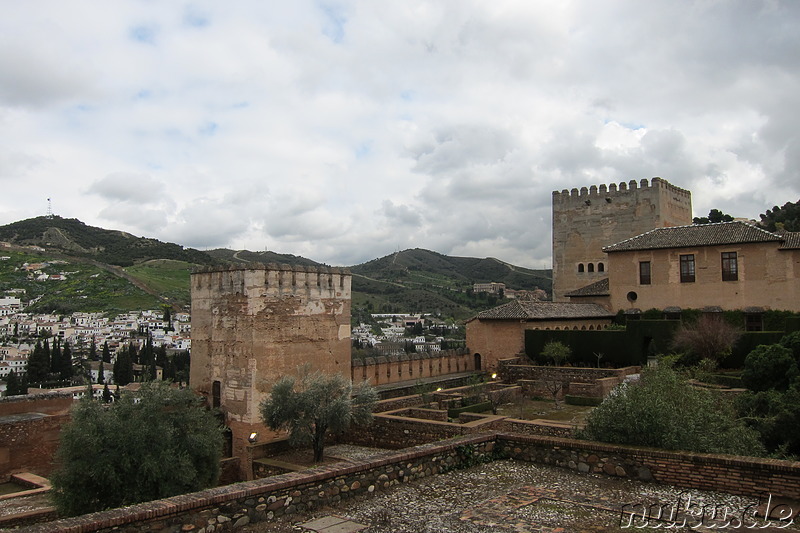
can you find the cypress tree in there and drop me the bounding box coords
[61,342,73,380]
[27,340,50,383]
[113,345,133,386]
[89,339,98,361]
[5,370,24,396]
[102,341,111,364]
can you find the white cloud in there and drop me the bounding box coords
[0,0,797,268]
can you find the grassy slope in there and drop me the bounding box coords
[124,259,193,309]
[0,250,162,314]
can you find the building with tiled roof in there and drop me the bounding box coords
[466,300,615,372]
[601,221,800,318]
[602,221,782,252]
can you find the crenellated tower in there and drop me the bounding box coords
[552,177,692,301]
[189,263,351,476]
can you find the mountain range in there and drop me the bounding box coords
[0,217,551,320]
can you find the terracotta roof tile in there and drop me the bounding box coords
[564,278,609,297]
[603,221,782,252]
[475,300,613,320]
[780,232,800,249]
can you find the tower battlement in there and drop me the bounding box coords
[552,177,691,205]
[551,177,692,301]
[191,263,351,300]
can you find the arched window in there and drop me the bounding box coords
[578,263,585,273]
[598,262,605,272]
[588,263,595,273]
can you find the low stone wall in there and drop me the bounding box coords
[393,408,448,422]
[498,433,800,501]
[16,433,800,532]
[19,435,498,533]
[499,363,640,387]
[497,419,575,438]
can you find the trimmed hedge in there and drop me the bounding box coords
[526,316,794,369]
[565,395,603,406]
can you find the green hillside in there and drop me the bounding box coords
[350,249,552,320]
[0,249,163,314]
[0,218,553,320]
[0,216,214,267]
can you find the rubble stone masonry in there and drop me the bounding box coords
[190,264,352,474]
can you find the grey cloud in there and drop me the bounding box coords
[167,199,250,249]
[97,204,168,234]
[0,42,92,107]
[88,173,164,204]
[411,125,515,176]
[380,200,422,227]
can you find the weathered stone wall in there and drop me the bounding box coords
[499,363,640,387]
[0,393,73,480]
[0,393,72,417]
[351,349,474,386]
[498,434,800,501]
[18,435,498,533]
[552,178,692,301]
[190,264,352,478]
[21,433,800,532]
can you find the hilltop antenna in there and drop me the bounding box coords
[46,198,53,219]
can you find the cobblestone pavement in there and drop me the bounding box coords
[243,446,800,533]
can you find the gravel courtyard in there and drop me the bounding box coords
[242,445,800,533]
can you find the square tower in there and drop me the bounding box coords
[189,264,351,474]
[551,178,692,301]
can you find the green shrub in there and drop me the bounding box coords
[742,344,799,392]
[579,366,764,456]
[50,382,224,516]
[780,331,800,361]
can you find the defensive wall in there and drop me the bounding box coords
[0,393,72,480]
[552,177,692,301]
[351,348,475,387]
[21,433,800,533]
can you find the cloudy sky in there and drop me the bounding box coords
[1,1,798,268]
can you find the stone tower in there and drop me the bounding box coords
[551,177,692,301]
[189,263,351,473]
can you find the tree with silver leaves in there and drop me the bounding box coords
[260,367,377,462]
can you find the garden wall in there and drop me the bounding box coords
[20,433,800,533]
[0,393,73,480]
[18,435,498,533]
[498,433,800,501]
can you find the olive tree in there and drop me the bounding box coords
[260,369,377,462]
[50,381,224,516]
[541,341,571,366]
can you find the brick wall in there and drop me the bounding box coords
[0,393,73,480]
